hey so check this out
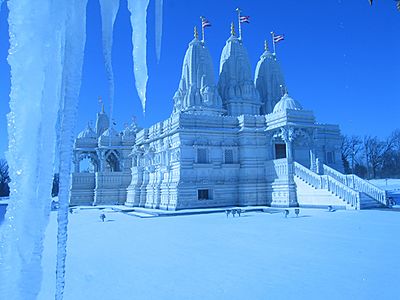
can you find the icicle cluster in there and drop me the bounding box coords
[0,0,163,299]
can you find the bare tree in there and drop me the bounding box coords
[381,130,400,178]
[0,159,10,197]
[363,135,395,179]
[341,135,362,174]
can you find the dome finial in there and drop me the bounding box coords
[194,26,199,39]
[231,22,236,36]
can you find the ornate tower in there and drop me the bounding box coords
[172,27,223,115]
[217,23,260,116]
[95,104,110,137]
[255,41,286,115]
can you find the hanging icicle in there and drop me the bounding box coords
[127,0,150,114]
[155,0,163,63]
[98,0,120,130]
[55,0,88,299]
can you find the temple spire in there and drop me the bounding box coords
[264,40,269,52]
[194,26,199,39]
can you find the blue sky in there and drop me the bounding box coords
[0,0,399,158]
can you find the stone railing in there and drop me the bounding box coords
[322,164,347,185]
[348,175,387,206]
[265,158,288,179]
[294,162,322,189]
[273,158,288,177]
[320,175,360,209]
[294,162,360,209]
[323,164,387,206]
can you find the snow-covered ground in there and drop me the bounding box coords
[370,179,400,205]
[370,179,400,192]
[36,207,400,300]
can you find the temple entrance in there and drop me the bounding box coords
[275,143,287,159]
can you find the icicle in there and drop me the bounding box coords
[0,0,66,299]
[155,0,163,63]
[55,1,88,299]
[127,0,150,114]
[98,0,120,132]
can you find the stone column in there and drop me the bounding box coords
[310,149,317,172]
[73,152,80,173]
[97,149,105,172]
[270,127,298,208]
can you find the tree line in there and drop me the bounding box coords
[0,158,59,197]
[341,129,400,179]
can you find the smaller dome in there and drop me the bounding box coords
[272,93,303,113]
[99,127,122,145]
[77,124,97,139]
[101,127,121,138]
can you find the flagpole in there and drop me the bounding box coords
[271,31,276,55]
[236,8,242,40]
[200,16,205,43]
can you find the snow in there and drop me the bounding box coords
[99,0,120,129]
[369,179,400,192]
[127,0,150,114]
[370,179,400,205]
[35,208,400,300]
[155,0,163,63]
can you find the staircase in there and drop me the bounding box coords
[293,162,388,210]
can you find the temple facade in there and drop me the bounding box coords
[70,26,388,210]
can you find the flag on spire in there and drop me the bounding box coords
[201,18,211,28]
[273,34,285,43]
[240,16,250,23]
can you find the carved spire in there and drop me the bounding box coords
[194,26,199,39]
[264,40,269,51]
[230,22,236,37]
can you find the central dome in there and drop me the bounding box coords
[272,93,303,113]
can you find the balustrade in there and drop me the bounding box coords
[323,164,387,206]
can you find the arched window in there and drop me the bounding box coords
[105,150,121,172]
[78,153,98,173]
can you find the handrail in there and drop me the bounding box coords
[323,164,387,206]
[293,162,321,189]
[294,162,360,209]
[322,164,347,185]
[348,174,387,206]
[320,175,360,209]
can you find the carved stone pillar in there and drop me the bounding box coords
[73,152,80,173]
[310,149,317,172]
[97,149,105,172]
[270,126,298,208]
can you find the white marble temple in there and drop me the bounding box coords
[70,26,388,210]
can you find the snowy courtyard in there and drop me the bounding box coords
[36,207,400,300]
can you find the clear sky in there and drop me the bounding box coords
[0,0,399,159]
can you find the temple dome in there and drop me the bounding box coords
[172,28,223,115]
[77,124,97,139]
[217,25,260,116]
[99,127,122,146]
[255,42,286,114]
[273,93,303,113]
